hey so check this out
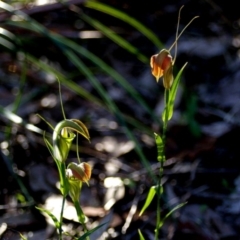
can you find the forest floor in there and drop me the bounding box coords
[1,0,240,239]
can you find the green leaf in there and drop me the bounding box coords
[8,20,159,126]
[73,200,86,225]
[162,62,188,121]
[77,223,107,240]
[138,229,146,240]
[80,12,148,63]
[1,2,158,182]
[67,178,82,203]
[84,0,163,49]
[36,206,60,229]
[157,202,187,229]
[19,233,27,240]
[43,134,57,162]
[27,54,101,105]
[154,133,165,162]
[139,185,162,216]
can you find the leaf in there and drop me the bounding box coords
[43,134,53,153]
[1,2,157,182]
[139,185,162,216]
[157,202,187,229]
[7,16,161,127]
[154,133,165,162]
[77,223,107,240]
[162,62,188,121]
[79,12,148,63]
[138,229,146,240]
[36,206,60,229]
[84,0,163,49]
[27,54,101,105]
[19,233,27,240]
[0,35,15,50]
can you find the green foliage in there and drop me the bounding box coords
[0,2,195,239]
[19,233,28,240]
[138,229,146,240]
[157,202,187,229]
[139,185,161,216]
[79,12,148,63]
[36,206,60,229]
[162,63,188,121]
[84,0,163,49]
[77,223,108,240]
[0,0,161,183]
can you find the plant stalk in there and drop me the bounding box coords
[74,200,90,240]
[59,196,66,240]
[155,89,169,240]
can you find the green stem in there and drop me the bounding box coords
[155,178,161,240]
[74,201,90,240]
[155,89,170,240]
[56,161,68,196]
[59,196,66,240]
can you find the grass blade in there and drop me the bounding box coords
[162,62,188,121]
[84,0,163,49]
[79,12,148,63]
[36,206,60,229]
[139,185,158,216]
[78,223,107,240]
[138,229,146,240]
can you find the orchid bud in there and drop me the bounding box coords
[67,177,82,203]
[53,127,75,162]
[52,119,90,163]
[150,49,174,89]
[66,162,92,183]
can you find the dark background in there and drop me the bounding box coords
[1,0,240,239]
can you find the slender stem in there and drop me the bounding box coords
[59,195,66,240]
[155,176,161,240]
[58,78,66,120]
[155,89,170,240]
[76,134,81,164]
[74,201,90,240]
[162,89,170,150]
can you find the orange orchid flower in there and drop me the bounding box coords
[150,7,198,89]
[67,162,92,183]
[150,49,173,89]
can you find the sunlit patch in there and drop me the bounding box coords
[0,141,9,156]
[0,141,9,149]
[17,134,29,149]
[35,0,56,6]
[104,177,125,211]
[96,118,118,130]
[79,31,103,39]
[41,94,57,108]
[0,223,7,236]
[29,114,41,124]
[232,35,240,48]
